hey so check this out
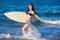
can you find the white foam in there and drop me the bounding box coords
[43,20,60,25]
[37,17,60,25]
[0,33,46,40]
[25,22,46,40]
[0,33,11,39]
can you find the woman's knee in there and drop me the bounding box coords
[22,27,25,31]
[28,27,33,31]
[22,24,28,31]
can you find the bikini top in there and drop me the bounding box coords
[27,13,34,16]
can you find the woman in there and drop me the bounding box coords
[22,4,38,37]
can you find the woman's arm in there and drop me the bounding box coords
[34,13,44,22]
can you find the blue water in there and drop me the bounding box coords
[0,0,60,40]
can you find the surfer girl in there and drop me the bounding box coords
[22,4,38,37]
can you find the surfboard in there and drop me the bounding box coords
[4,12,27,23]
[4,12,42,26]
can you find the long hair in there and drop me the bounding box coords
[26,4,36,14]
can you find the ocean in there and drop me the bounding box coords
[0,0,60,40]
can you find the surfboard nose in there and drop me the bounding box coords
[4,12,10,16]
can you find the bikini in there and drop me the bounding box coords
[27,13,33,16]
[26,13,34,26]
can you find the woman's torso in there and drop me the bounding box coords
[26,11,34,21]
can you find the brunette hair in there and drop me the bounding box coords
[26,4,36,14]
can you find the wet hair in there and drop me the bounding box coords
[26,4,36,14]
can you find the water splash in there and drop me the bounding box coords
[36,16,60,25]
[25,22,46,40]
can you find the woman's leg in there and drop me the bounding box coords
[28,27,33,33]
[22,24,28,37]
[28,26,39,38]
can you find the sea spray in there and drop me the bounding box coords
[0,33,11,38]
[26,22,46,40]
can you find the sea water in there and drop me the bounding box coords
[0,0,60,40]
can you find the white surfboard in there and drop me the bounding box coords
[4,12,43,26]
[4,12,41,23]
[4,12,27,23]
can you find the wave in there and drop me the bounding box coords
[0,33,46,40]
[0,33,36,40]
[43,20,60,25]
[36,15,60,25]
[40,19,60,25]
